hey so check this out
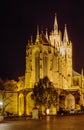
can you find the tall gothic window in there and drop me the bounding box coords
[35,51,40,82]
[43,52,48,77]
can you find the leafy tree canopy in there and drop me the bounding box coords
[31,76,58,108]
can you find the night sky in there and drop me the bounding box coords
[0,0,84,80]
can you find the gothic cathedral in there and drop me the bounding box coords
[1,14,84,116]
[22,14,84,115]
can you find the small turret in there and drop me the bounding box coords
[45,28,48,40]
[81,68,84,77]
[36,25,40,43]
[30,35,33,45]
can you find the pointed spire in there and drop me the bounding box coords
[36,25,40,43]
[54,13,58,34]
[63,24,69,43]
[30,35,33,45]
[81,68,83,77]
[46,28,48,40]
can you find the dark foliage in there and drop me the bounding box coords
[31,76,58,108]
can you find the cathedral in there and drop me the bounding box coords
[25,14,72,89]
[0,14,84,116]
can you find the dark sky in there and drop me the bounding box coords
[0,0,84,80]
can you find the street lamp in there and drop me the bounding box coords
[46,109,50,114]
[0,101,4,121]
[0,101,3,112]
[0,101,3,106]
[0,101,3,115]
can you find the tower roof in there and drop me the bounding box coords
[39,33,49,44]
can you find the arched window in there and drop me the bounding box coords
[65,94,75,110]
[26,92,34,115]
[43,52,48,77]
[19,94,24,116]
[35,51,40,82]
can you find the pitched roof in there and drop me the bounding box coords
[39,33,49,44]
[72,70,81,76]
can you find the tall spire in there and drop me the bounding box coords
[63,24,69,43]
[30,35,33,45]
[46,28,48,40]
[36,25,40,43]
[54,13,58,34]
[81,68,83,77]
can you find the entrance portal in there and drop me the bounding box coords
[65,94,75,110]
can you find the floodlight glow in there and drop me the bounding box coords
[46,109,50,114]
[0,101,3,106]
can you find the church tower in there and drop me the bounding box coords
[62,24,72,89]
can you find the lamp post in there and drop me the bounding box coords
[0,101,3,113]
[0,101,3,105]
[0,101,4,121]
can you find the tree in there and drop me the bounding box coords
[0,79,17,116]
[31,77,58,109]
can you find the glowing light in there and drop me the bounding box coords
[46,109,50,114]
[60,47,65,55]
[0,101,3,106]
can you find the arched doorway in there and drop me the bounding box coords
[19,93,24,116]
[65,94,75,110]
[26,92,34,115]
